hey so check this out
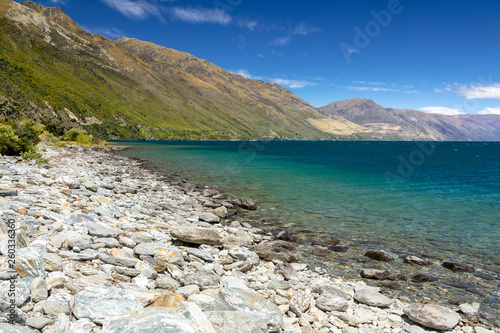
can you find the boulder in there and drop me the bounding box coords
[316,294,349,312]
[43,293,73,316]
[253,240,301,262]
[234,198,257,210]
[199,212,220,223]
[102,307,197,333]
[30,277,48,302]
[73,286,143,325]
[170,227,222,246]
[404,303,461,330]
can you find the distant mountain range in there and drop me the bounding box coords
[1,0,499,141]
[319,98,500,141]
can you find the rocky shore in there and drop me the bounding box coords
[0,145,498,333]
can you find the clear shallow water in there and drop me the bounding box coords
[116,140,500,265]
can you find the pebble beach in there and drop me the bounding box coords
[0,144,498,333]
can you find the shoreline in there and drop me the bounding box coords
[0,144,497,332]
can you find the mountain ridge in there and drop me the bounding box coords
[320,99,500,141]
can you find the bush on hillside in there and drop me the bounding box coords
[62,128,93,145]
[0,119,44,156]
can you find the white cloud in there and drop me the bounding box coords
[230,70,316,89]
[420,107,463,116]
[171,7,231,25]
[477,107,500,115]
[269,22,321,47]
[101,0,161,20]
[269,36,292,46]
[348,86,390,92]
[237,19,258,31]
[83,26,125,39]
[271,78,317,89]
[258,54,264,58]
[458,83,500,99]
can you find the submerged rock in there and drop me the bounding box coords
[442,262,475,273]
[364,250,394,262]
[360,268,390,280]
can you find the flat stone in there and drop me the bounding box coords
[253,240,301,262]
[73,285,143,325]
[199,212,220,223]
[102,307,197,333]
[154,248,184,266]
[149,292,184,308]
[59,249,99,261]
[170,227,223,246]
[181,270,219,289]
[0,188,18,197]
[0,323,37,333]
[404,255,429,266]
[100,254,140,268]
[354,288,392,307]
[130,231,156,244]
[186,248,214,262]
[205,311,267,333]
[177,301,217,333]
[234,198,257,210]
[86,221,122,238]
[155,276,181,290]
[54,313,71,333]
[176,285,200,298]
[360,268,390,280]
[404,303,461,330]
[133,243,156,256]
[26,316,54,329]
[70,318,96,333]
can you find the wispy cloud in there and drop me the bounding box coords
[83,26,126,39]
[347,81,420,94]
[270,22,321,47]
[100,0,162,20]
[477,107,500,115]
[420,107,463,116]
[237,18,259,31]
[171,7,231,25]
[230,69,316,89]
[348,86,391,92]
[458,83,500,99]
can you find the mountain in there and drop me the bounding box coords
[0,0,364,140]
[320,98,500,141]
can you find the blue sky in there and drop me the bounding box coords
[24,0,500,115]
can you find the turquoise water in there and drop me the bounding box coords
[116,141,500,264]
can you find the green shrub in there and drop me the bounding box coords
[20,148,49,164]
[75,132,92,145]
[40,131,59,145]
[0,119,44,156]
[61,128,86,141]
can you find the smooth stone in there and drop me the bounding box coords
[442,262,475,273]
[43,253,63,272]
[97,238,120,248]
[213,206,228,219]
[327,245,348,253]
[0,323,36,333]
[170,227,223,246]
[267,279,291,291]
[199,212,220,223]
[73,285,143,325]
[30,277,48,303]
[133,243,156,256]
[404,303,461,330]
[115,266,141,277]
[364,250,394,262]
[176,285,200,298]
[25,317,54,329]
[205,311,267,333]
[86,221,122,238]
[360,268,390,280]
[43,293,73,316]
[130,232,156,244]
[54,313,71,333]
[118,236,137,248]
[61,230,92,250]
[15,247,46,278]
[135,261,158,279]
[253,240,301,262]
[404,255,429,266]
[149,292,184,308]
[0,188,18,197]
[102,307,197,333]
[59,249,99,261]
[316,294,349,312]
[100,254,140,268]
[186,248,214,262]
[154,248,184,266]
[353,288,392,307]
